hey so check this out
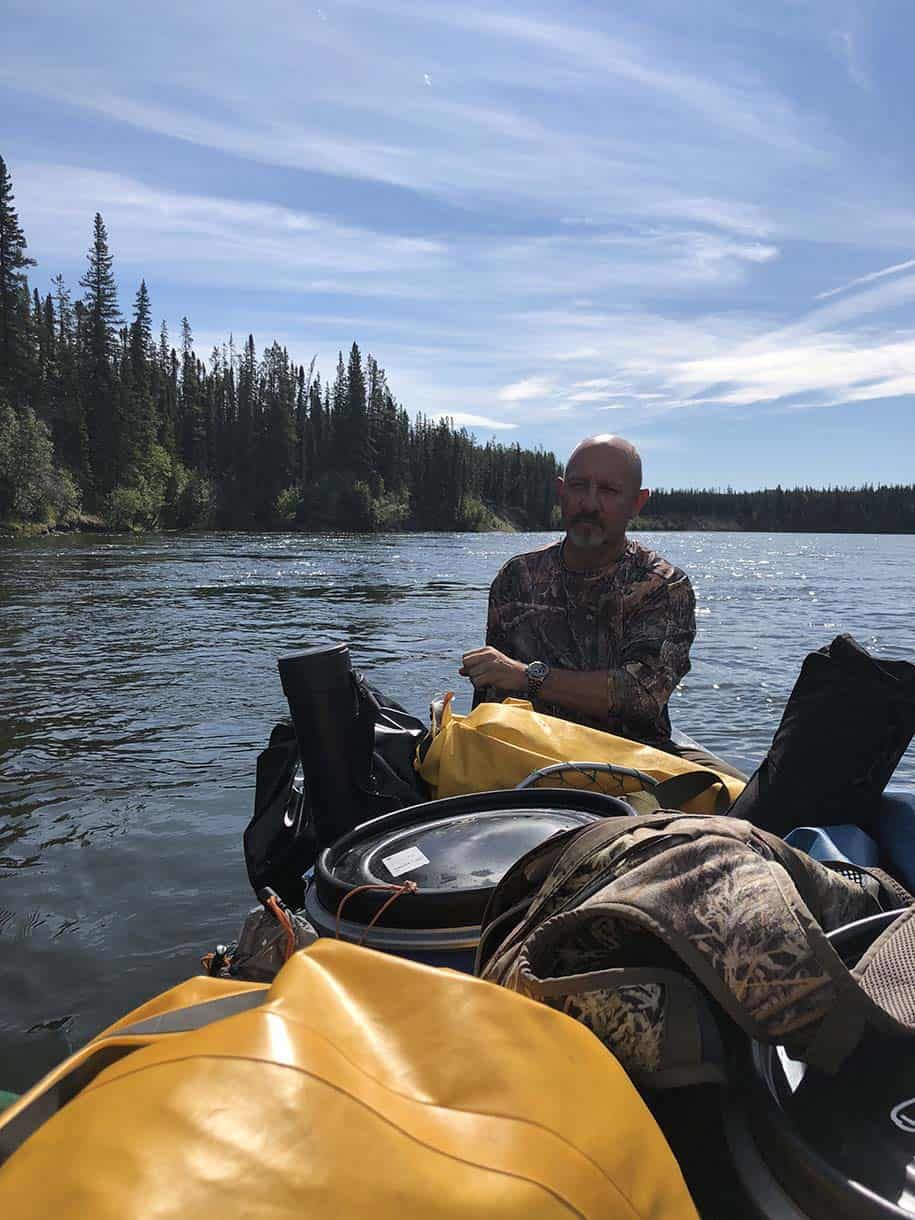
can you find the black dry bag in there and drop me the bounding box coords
[244,644,429,907]
[728,634,915,836]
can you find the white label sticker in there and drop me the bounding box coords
[382,845,430,878]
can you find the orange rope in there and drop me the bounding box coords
[335,881,419,946]
[266,894,297,962]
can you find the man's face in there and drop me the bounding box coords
[557,446,646,552]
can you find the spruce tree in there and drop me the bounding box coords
[129,280,153,380]
[80,213,120,362]
[329,350,347,467]
[156,320,178,453]
[0,156,36,407]
[124,279,156,466]
[346,344,370,480]
[78,213,121,497]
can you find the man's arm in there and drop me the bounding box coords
[461,647,612,721]
[468,565,516,708]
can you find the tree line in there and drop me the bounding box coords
[0,155,559,532]
[636,485,915,534]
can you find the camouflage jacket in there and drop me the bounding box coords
[482,538,696,744]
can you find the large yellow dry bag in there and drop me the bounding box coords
[0,939,697,1219]
[417,696,744,811]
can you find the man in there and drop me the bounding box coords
[460,434,744,775]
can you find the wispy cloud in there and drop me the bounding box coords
[829,30,870,89]
[672,333,915,409]
[387,4,827,155]
[12,163,447,290]
[816,257,915,300]
[431,411,518,430]
[497,376,553,402]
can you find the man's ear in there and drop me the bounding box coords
[634,487,650,517]
[555,475,564,498]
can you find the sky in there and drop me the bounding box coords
[3,0,915,490]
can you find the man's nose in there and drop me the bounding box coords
[581,481,599,508]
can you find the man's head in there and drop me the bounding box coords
[557,434,650,560]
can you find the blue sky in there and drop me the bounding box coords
[3,0,915,490]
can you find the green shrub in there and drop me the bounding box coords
[374,492,410,530]
[106,482,159,531]
[338,479,376,530]
[174,473,214,528]
[456,496,507,531]
[274,485,300,525]
[0,400,80,523]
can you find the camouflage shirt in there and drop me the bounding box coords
[481,538,696,743]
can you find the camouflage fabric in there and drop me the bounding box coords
[480,813,915,1085]
[482,538,695,743]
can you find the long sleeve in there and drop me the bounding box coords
[484,566,514,653]
[606,571,696,738]
[473,570,515,708]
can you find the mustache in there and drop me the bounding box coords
[571,513,602,526]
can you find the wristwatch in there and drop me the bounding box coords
[525,660,551,700]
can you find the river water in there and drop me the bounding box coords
[1,529,914,1091]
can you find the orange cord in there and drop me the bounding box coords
[335,881,419,946]
[266,894,297,962]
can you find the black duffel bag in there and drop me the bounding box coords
[728,633,915,836]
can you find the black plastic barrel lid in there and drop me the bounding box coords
[335,808,592,892]
[314,789,623,930]
[315,788,632,930]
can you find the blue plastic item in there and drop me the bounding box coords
[784,823,879,867]
[784,789,915,894]
[873,788,915,893]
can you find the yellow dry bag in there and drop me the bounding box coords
[0,939,698,1219]
[417,696,744,812]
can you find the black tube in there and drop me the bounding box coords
[277,643,374,850]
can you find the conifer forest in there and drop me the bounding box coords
[0,156,559,533]
[1,154,913,535]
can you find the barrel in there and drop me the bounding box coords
[305,787,633,973]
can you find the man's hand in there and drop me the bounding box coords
[460,646,528,694]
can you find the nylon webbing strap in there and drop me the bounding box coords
[0,989,268,1165]
[797,993,867,1074]
[650,771,731,815]
[116,988,267,1036]
[867,867,915,911]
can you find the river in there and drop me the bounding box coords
[1,529,914,1091]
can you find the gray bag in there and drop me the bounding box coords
[205,901,317,982]
[477,812,914,1087]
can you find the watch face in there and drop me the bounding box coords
[528,661,549,679]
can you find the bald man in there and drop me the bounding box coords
[461,434,740,771]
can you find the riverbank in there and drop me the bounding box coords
[0,510,520,539]
[0,512,107,538]
[9,516,915,538]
